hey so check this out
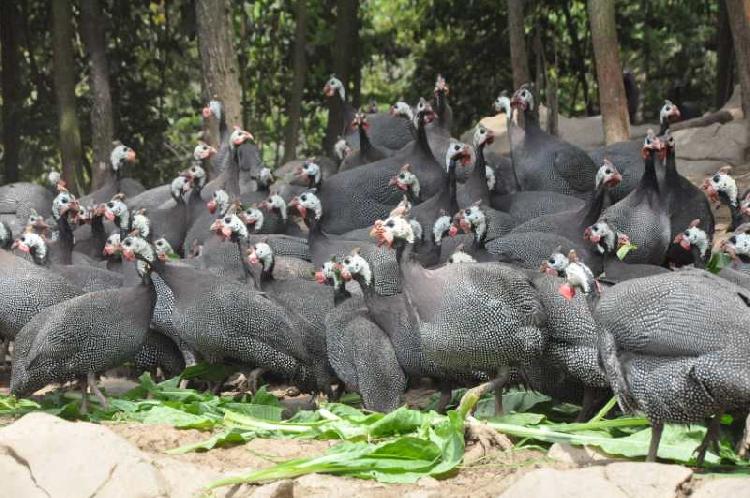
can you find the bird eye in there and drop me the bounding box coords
[730,236,737,244]
[224,217,231,224]
[301,195,307,201]
[124,240,131,247]
[548,258,555,264]
[713,175,721,183]
[343,257,350,264]
[399,174,405,180]
[465,209,471,215]
[605,169,611,174]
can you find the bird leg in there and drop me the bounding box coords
[87,372,109,410]
[79,377,89,415]
[435,383,453,413]
[464,416,514,465]
[646,422,664,462]
[737,413,750,458]
[695,411,724,466]
[493,366,511,416]
[575,387,607,422]
[178,349,198,390]
[235,368,266,394]
[0,339,7,368]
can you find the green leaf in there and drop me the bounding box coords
[179,363,239,382]
[707,252,732,274]
[616,243,638,260]
[135,405,217,430]
[169,428,255,454]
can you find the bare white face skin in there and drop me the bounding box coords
[494,95,511,115]
[110,144,135,171]
[485,166,496,191]
[13,232,47,261]
[301,161,321,185]
[448,250,476,264]
[325,76,346,100]
[595,160,620,189]
[243,206,265,231]
[545,252,570,272]
[52,190,76,221]
[265,194,288,220]
[154,237,174,258]
[334,139,351,161]
[433,215,452,245]
[391,101,414,121]
[294,191,322,220]
[709,171,738,205]
[341,253,372,286]
[121,235,155,265]
[473,125,492,148]
[193,142,216,161]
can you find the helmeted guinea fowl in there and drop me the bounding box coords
[665,219,711,269]
[245,242,336,394]
[72,203,109,261]
[318,103,451,234]
[596,270,750,463]
[339,112,393,171]
[10,236,158,405]
[508,84,598,199]
[702,166,748,231]
[201,100,230,173]
[79,144,143,206]
[318,260,406,412]
[323,75,413,156]
[594,132,671,265]
[451,201,515,252]
[457,124,495,208]
[0,172,58,236]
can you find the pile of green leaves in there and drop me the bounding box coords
[1,374,748,489]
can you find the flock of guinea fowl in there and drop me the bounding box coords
[1,73,750,464]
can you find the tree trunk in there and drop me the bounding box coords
[282,0,309,163]
[1,0,22,183]
[80,0,115,190]
[52,0,83,193]
[562,2,592,115]
[588,0,630,144]
[507,0,530,90]
[725,0,750,160]
[716,0,735,108]
[196,0,243,128]
[333,0,358,94]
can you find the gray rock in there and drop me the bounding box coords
[674,120,748,165]
[691,477,750,498]
[547,442,612,465]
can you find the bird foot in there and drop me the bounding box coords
[233,368,266,394]
[736,414,750,459]
[694,414,722,466]
[464,418,513,464]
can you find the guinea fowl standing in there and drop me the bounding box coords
[323,75,412,155]
[339,112,393,171]
[318,260,406,412]
[665,219,711,269]
[79,144,142,205]
[594,133,671,265]
[10,237,158,407]
[702,167,747,231]
[508,84,598,199]
[318,103,450,234]
[596,270,750,463]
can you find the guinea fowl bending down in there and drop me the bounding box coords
[596,270,750,463]
[665,219,711,269]
[594,132,671,265]
[508,84,598,199]
[79,144,142,205]
[318,260,406,412]
[10,238,158,406]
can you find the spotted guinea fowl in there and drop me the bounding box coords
[246,242,335,394]
[0,172,57,233]
[451,201,514,252]
[665,219,711,269]
[702,166,748,231]
[124,234,320,391]
[323,75,413,156]
[583,219,669,282]
[318,260,406,412]
[457,124,495,208]
[339,112,393,171]
[318,103,451,234]
[10,237,158,405]
[78,144,142,205]
[596,270,750,463]
[594,132,671,265]
[508,84,598,199]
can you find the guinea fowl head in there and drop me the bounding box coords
[258,193,287,220]
[494,92,511,115]
[558,250,599,301]
[240,205,265,232]
[444,141,472,170]
[110,144,136,172]
[315,259,345,287]
[207,189,229,215]
[640,130,662,159]
[121,235,157,276]
[257,167,274,188]
[170,174,193,202]
[539,249,569,277]
[154,238,176,262]
[247,242,274,271]
[193,142,217,161]
[333,138,352,161]
[12,232,48,264]
[46,171,61,188]
[289,191,322,221]
[104,195,128,223]
[510,85,534,111]
[351,112,368,130]
[370,215,414,248]
[295,160,321,187]
[201,100,223,121]
[702,166,736,207]
[26,210,50,232]
[659,100,681,125]
[434,74,449,96]
[453,202,486,242]
[674,219,710,259]
[52,188,79,221]
[210,213,248,242]
[595,159,623,189]
[230,126,254,147]
[584,220,630,254]
[389,164,421,199]
[102,232,121,257]
[473,124,494,148]
[340,250,372,286]
[415,98,436,124]
[323,75,345,100]
[390,101,414,121]
[183,163,207,190]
